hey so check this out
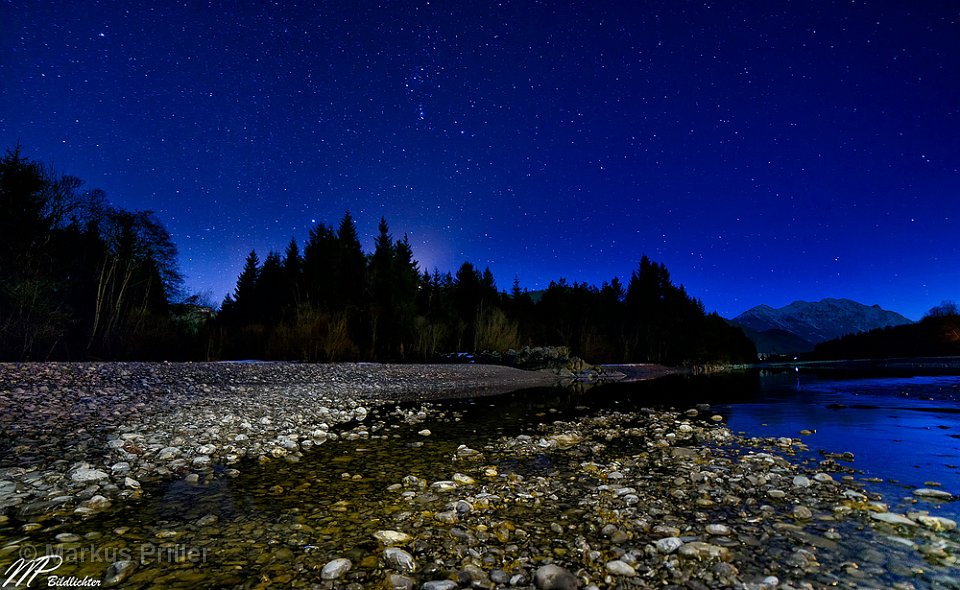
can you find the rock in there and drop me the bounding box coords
[430,480,457,492]
[383,547,416,573]
[792,475,811,488]
[320,557,352,580]
[792,505,813,520]
[70,467,109,483]
[678,542,730,561]
[534,564,580,590]
[417,429,432,436]
[655,537,684,554]
[550,432,582,449]
[434,510,458,524]
[156,447,180,461]
[82,495,111,511]
[386,574,415,590]
[913,488,953,500]
[103,560,137,586]
[706,524,731,536]
[374,530,413,545]
[452,473,475,485]
[870,512,918,527]
[605,560,637,576]
[422,581,457,590]
[916,515,957,531]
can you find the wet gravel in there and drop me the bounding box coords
[1,362,959,589]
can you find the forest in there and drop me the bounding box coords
[0,148,756,365]
[813,301,960,360]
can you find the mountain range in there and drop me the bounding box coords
[730,298,913,355]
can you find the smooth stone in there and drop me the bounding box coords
[82,495,111,510]
[375,530,413,545]
[430,480,458,492]
[916,515,958,531]
[792,475,811,488]
[320,557,352,580]
[870,512,918,527]
[605,560,637,576]
[387,574,415,590]
[678,542,730,561]
[533,564,579,590]
[655,536,684,554]
[452,473,476,485]
[417,429,432,437]
[103,560,137,587]
[70,467,109,483]
[422,581,458,590]
[157,447,180,461]
[792,505,813,520]
[383,547,416,573]
[913,488,953,500]
[706,524,731,536]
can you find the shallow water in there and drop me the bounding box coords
[723,372,960,518]
[2,370,960,588]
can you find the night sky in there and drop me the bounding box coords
[2,1,957,320]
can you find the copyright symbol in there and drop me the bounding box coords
[19,544,37,560]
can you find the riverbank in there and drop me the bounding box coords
[0,362,563,519]
[1,363,958,588]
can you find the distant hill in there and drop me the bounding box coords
[731,298,912,354]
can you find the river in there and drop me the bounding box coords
[2,369,958,588]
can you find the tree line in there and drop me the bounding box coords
[813,301,960,360]
[1,147,755,364]
[214,217,755,365]
[1,146,184,360]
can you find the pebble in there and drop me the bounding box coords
[655,536,684,554]
[320,557,352,580]
[916,515,957,531]
[103,560,137,587]
[678,542,730,561]
[605,559,637,576]
[1,362,957,590]
[913,488,953,500]
[706,524,732,536]
[870,512,919,527]
[374,530,413,545]
[383,547,416,573]
[533,564,579,590]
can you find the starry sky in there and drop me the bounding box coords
[2,1,958,320]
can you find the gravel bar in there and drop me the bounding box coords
[0,361,560,518]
